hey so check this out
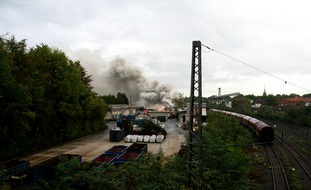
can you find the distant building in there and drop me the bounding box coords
[252,102,262,108]
[185,102,207,123]
[176,109,187,123]
[209,92,241,108]
[148,111,170,122]
[281,97,311,107]
[105,104,137,121]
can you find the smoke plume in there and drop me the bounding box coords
[73,50,178,109]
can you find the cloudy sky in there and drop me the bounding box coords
[1,0,311,98]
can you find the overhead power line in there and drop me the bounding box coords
[201,44,311,93]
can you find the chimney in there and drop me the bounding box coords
[218,88,221,96]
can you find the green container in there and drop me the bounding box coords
[109,129,125,142]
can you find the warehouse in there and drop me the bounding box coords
[147,110,170,122]
[105,104,137,121]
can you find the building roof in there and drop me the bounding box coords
[283,97,311,104]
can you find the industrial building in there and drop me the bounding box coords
[105,104,137,121]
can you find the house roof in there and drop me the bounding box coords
[283,97,311,104]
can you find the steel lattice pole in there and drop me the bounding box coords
[188,41,203,189]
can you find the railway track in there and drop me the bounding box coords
[210,111,311,188]
[264,120,311,145]
[264,144,290,190]
[259,120,311,189]
[264,120,311,162]
[275,135,311,180]
[281,132,311,158]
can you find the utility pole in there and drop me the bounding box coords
[188,41,203,188]
[128,94,131,106]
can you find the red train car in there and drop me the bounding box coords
[210,109,274,143]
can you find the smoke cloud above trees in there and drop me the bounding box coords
[71,50,179,109]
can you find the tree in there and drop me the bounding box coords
[0,34,108,161]
[100,92,128,104]
[172,93,187,110]
[231,95,252,114]
[288,93,300,98]
[75,61,93,89]
[302,93,311,98]
[0,35,34,160]
[43,153,187,190]
[264,95,280,106]
[116,92,128,104]
[202,112,255,189]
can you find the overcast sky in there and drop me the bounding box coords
[1,0,311,98]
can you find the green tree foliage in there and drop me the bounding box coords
[0,35,108,161]
[254,108,282,121]
[40,153,187,190]
[283,104,311,127]
[202,112,255,190]
[232,95,252,114]
[172,93,187,110]
[23,111,258,189]
[135,119,167,136]
[210,92,311,128]
[264,95,280,106]
[116,92,128,104]
[288,93,300,98]
[100,92,128,104]
[0,35,33,159]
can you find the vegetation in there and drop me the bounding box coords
[200,112,256,189]
[3,32,310,189]
[248,94,311,128]
[19,111,256,190]
[172,93,188,110]
[132,119,167,136]
[100,92,128,104]
[282,105,311,127]
[35,153,187,190]
[0,34,108,161]
[208,93,311,128]
[231,95,252,114]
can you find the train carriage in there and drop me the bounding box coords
[255,121,274,142]
[210,109,274,143]
[248,118,260,131]
[242,115,253,126]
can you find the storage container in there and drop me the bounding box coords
[105,145,128,155]
[109,129,125,142]
[91,153,118,171]
[33,154,82,183]
[156,135,165,142]
[143,135,150,142]
[115,149,143,162]
[128,143,148,153]
[91,153,118,165]
[0,159,30,180]
[149,135,156,142]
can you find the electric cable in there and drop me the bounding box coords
[201,44,311,93]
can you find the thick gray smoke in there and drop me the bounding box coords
[72,51,178,109]
[99,57,178,109]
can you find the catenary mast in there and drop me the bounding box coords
[188,41,203,188]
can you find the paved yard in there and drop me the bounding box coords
[23,119,187,166]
